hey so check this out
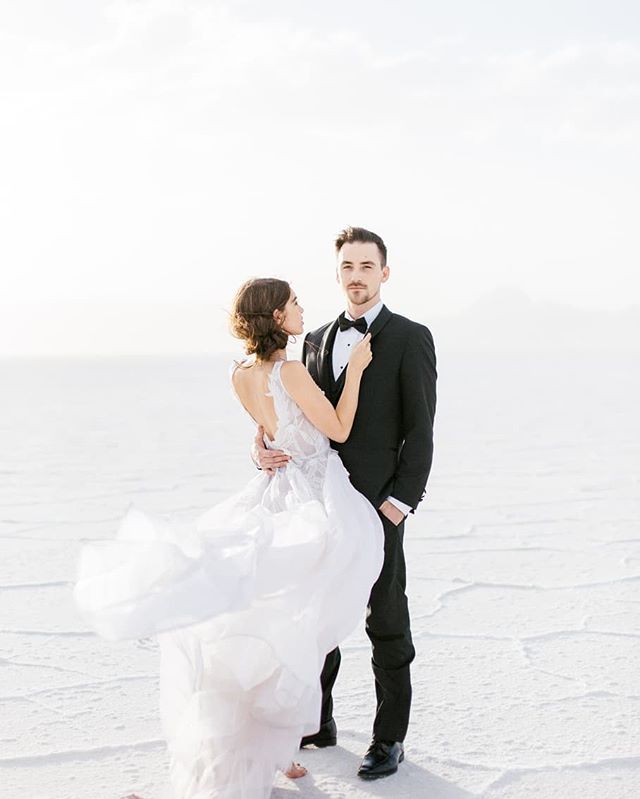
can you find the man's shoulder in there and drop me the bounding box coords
[387,311,433,340]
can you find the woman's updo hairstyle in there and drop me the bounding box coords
[230,278,291,362]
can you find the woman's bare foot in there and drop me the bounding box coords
[284,761,308,779]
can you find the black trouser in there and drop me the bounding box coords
[318,514,415,742]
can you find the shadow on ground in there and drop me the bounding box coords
[272,738,475,799]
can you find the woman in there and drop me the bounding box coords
[75,278,384,799]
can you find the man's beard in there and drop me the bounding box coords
[348,287,371,305]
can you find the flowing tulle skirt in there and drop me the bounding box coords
[75,451,384,799]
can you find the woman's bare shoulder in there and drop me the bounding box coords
[280,360,313,389]
[280,360,310,377]
[281,359,306,372]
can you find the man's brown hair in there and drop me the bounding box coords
[335,226,387,267]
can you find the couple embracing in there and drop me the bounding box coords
[75,226,437,798]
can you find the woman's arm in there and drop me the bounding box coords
[281,334,372,443]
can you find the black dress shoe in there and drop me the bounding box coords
[357,739,404,780]
[300,718,337,748]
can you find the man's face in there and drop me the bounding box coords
[336,241,390,306]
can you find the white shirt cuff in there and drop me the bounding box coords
[386,496,412,517]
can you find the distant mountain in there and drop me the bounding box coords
[430,288,640,353]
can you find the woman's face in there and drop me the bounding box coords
[279,289,304,336]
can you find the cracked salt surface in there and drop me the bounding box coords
[1,352,639,798]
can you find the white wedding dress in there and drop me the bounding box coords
[75,361,384,799]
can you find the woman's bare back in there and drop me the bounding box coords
[231,361,282,442]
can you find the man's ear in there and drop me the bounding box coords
[381,265,390,283]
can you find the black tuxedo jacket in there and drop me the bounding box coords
[302,305,437,511]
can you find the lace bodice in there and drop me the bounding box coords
[265,361,331,496]
[231,360,332,500]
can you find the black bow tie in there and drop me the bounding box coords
[338,313,368,334]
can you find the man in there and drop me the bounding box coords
[255,226,437,780]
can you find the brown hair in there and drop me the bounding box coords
[335,226,387,267]
[230,278,291,361]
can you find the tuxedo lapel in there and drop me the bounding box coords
[317,319,340,393]
[332,305,393,400]
[367,304,392,341]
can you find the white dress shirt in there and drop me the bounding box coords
[332,301,412,519]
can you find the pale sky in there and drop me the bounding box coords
[1,0,639,355]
